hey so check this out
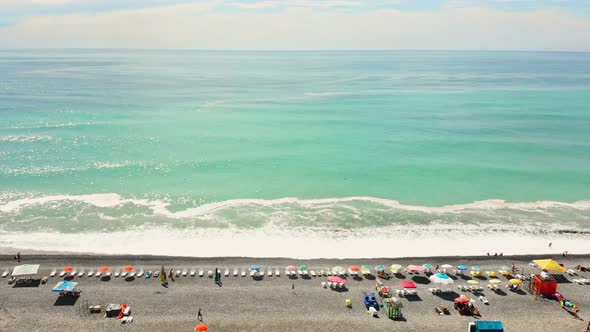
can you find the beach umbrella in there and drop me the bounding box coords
[63,266,73,272]
[457,265,468,271]
[509,279,522,285]
[467,280,479,285]
[361,265,372,270]
[249,265,261,271]
[471,265,481,271]
[194,324,209,332]
[533,259,566,272]
[500,265,511,270]
[400,281,417,289]
[350,265,360,272]
[52,281,77,293]
[332,266,345,274]
[99,266,109,272]
[489,279,502,284]
[407,265,427,273]
[298,265,308,271]
[441,264,453,269]
[389,264,402,273]
[454,296,469,304]
[375,265,385,271]
[286,265,296,271]
[123,266,134,272]
[429,273,454,285]
[423,263,433,269]
[327,276,346,284]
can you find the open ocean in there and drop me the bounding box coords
[1,50,590,257]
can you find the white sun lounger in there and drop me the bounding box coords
[122,272,128,277]
[479,296,489,304]
[59,271,66,277]
[241,270,246,277]
[297,270,302,276]
[328,282,334,288]
[259,269,264,275]
[303,270,309,276]
[275,268,280,276]
[71,270,77,277]
[208,270,213,278]
[114,271,120,277]
[175,270,181,277]
[49,269,57,277]
[267,270,272,277]
[232,269,238,277]
[190,269,196,277]
[77,270,85,277]
[95,271,102,277]
[316,270,322,277]
[182,270,187,277]
[249,270,256,277]
[153,271,159,277]
[88,270,94,277]
[225,269,230,277]
[322,282,327,288]
[310,270,316,277]
[129,271,136,278]
[137,270,144,277]
[567,269,576,276]
[199,269,204,277]
[1,270,9,278]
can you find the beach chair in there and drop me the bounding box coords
[567,269,576,276]
[1,270,8,278]
[208,270,213,278]
[129,271,136,278]
[71,269,77,277]
[275,268,280,276]
[190,269,196,277]
[285,269,290,276]
[225,269,230,277]
[199,269,204,277]
[310,270,316,277]
[145,271,151,278]
[328,282,334,288]
[95,271,102,277]
[241,269,246,277]
[479,296,489,304]
[326,269,332,276]
[115,271,120,277]
[232,269,238,277]
[249,270,255,277]
[316,270,323,277]
[303,270,309,276]
[175,270,181,277]
[49,269,57,277]
[59,270,66,277]
[267,269,272,277]
[322,281,327,288]
[182,270,187,277]
[122,272,128,277]
[78,270,85,277]
[88,270,94,277]
[137,270,144,278]
[153,271,159,278]
[297,270,302,276]
[259,269,264,276]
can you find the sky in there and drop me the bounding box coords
[0,0,589,50]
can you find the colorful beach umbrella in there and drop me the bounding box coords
[389,264,402,273]
[509,279,522,285]
[400,281,417,289]
[123,266,134,272]
[327,276,346,284]
[52,281,77,293]
[457,265,468,271]
[194,324,209,332]
[533,259,567,272]
[99,266,110,272]
[489,279,502,284]
[471,265,481,271]
[423,263,433,269]
[332,266,345,274]
[361,265,372,270]
[286,265,296,271]
[500,265,511,270]
[350,265,360,272]
[430,273,454,285]
[375,265,385,271]
[467,280,479,285]
[298,265,308,271]
[407,265,427,273]
[441,264,453,269]
[63,266,73,272]
[249,265,261,271]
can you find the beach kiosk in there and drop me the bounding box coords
[383,298,403,320]
[11,264,40,286]
[532,275,557,296]
[468,320,504,332]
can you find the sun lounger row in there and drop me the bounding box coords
[573,279,589,285]
[396,289,417,297]
[429,287,452,294]
[487,284,501,290]
[321,281,344,289]
[457,285,484,292]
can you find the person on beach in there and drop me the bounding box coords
[14,252,21,262]
[197,308,203,322]
[549,242,552,248]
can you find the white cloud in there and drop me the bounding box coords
[0,2,589,51]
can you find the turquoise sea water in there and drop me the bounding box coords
[1,50,590,242]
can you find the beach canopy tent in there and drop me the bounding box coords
[430,273,454,285]
[533,259,566,272]
[52,281,77,293]
[474,320,504,332]
[400,281,417,289]
[327,276,346,284]
[12,264,40,277]
[532,275,557,296]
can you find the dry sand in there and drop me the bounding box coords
[0,254,589,332]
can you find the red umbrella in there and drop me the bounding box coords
[63,266,73,272]
[327,276,346,284]
[407,265,427,273]
[350,265,360,272]
[286,265,296,271]
[400,281,417,289]
[99,266,110,272]
[454,296,469,304]
[194,324,208,332]
[122,266,134,272]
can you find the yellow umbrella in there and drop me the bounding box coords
[489,279,502,284]
[509,279,522,285]
[390,264,402,273]
[467,280,479,284]
[533,259,566,272]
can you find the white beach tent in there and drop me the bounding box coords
[12,264,40,277]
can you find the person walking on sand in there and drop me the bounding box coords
[197,308,203,322]
[16,252,21,262]
[549,242,552,248]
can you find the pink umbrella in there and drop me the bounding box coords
[286,265,296,271]
[400,281,417,289]
[327,276,346,284]
[407,265,427,273]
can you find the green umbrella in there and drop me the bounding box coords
[375,265,386,271]
[423,263,433,269]
[298,265,308,271]
[361,265,372,270]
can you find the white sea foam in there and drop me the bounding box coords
[303,91,350,97]
[0,135,54,143]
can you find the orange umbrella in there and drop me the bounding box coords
[122,266,134,272]
[63,266,73,272]
[194,324,208,332]
[99,266,110,272]
[350,266,360,272]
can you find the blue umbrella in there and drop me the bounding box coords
[52,281,77,293]
[471,265,481,271]
[434,273,449,279]
[249,265,261,271]
[457,265,468,270]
